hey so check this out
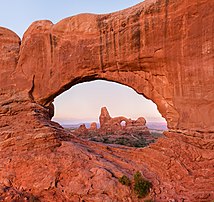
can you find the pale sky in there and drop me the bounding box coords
[0,0,166,124]
[53,80,165,124]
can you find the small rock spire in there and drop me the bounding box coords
[99,107,111,127]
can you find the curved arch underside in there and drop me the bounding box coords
[0,0,213,201]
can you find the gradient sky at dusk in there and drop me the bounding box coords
[53,80,165,124]
[0,0,166,124]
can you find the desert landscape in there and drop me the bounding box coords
[69,107,162,148]
[0,0,213,201]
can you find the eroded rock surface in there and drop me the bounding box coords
[0,0,214,201]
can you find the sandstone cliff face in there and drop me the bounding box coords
[0,0,214,201]
[0,27,20,98]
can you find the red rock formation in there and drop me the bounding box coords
[98,107,149,133]
[75,107,153,147]
[99,107,112,128]
[0,0,214,201]
[89,122,97,130]
[135,117,146,126]
[76,124,88,134]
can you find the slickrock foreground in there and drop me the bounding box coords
[0,0,213,201]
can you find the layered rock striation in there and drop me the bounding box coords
[0,0,214,201]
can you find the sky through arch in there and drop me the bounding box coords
[53,80,166,124]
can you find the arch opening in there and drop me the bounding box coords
[120,121,126,127]
[52,80,167,148]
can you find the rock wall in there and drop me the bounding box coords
[0,0,214,201]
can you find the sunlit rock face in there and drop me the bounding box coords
[0,0,213,201]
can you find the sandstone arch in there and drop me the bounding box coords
[3,0,214,132]
[0,0,213,201]
[18,27,176,129]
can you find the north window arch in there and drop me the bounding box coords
[52,80,166,126]
[52,80,167,147]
